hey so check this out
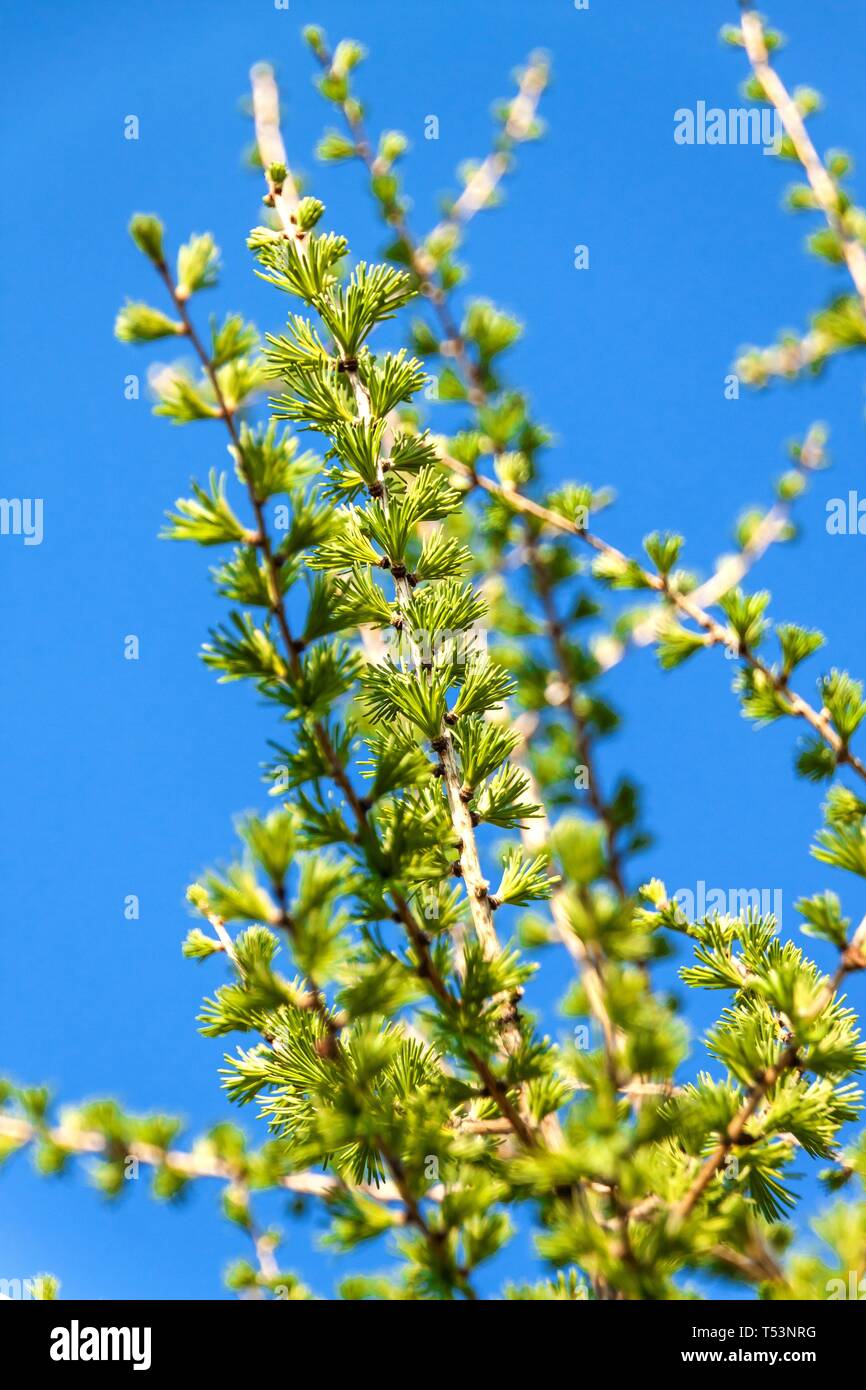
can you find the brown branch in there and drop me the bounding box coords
[374,1137,478,1299]
[710,1239,785,1285]
[246,66,548,1145]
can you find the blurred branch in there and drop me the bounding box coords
[740,4,866,310]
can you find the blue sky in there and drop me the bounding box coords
[2,0,865,1299]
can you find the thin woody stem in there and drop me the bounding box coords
[437,732,500,960]
[242,1196,280,1292]
[250,63,301,218]
[308,39,866,785]
[315,60,653,1133]
[673,1047,796,1223]
[264,56,627,972]
[519,540,647,1113]
[461,463,866,783]
[302,53,552,972]
[311,44,548,403]
[154,274,348,1050]
[314,57,636,1093]
[271,884,344,1054]
[673,953,859,1222]
[195,910,330,1018]
[248,68,543,1133]
[0,1111,415,1205]
[255,69,866,1275]
[520,769,623,1091]
[159,131,536,1152]
[149,263,534,1244]
[739,4,866,312]
[375,1138,478,1300]
[344,354,504,965]
[444,59,547,223]
[640,426,825,623]
[525,536,627,900]
[515,753,620,1093]
[351,367,524,1057]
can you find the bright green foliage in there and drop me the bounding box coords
[729,15,866,400]
[129,212,165,264]
[114,301,184,342]
[177,233,220,299]
[4,8,866,1304]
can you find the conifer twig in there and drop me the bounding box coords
[250,63,301,219]
[672,952,859,1222]
[255,52,633,942]
[458,468,866,783]
[252,71,866,1284]
[249,71,519,991]
[518,758,617,1057]
[343,357,504,963]
[0,1111,413,1205]
[151,95,540,1155]
[441,59,548,225]
[150,242,539,1219]
[309,41,548,402]
[638,425,825,623]
[311,56,644,1098]
[309,61,667,1152]
[525,538,627,899]
[739,4,866,312]
[299,56,623,981]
